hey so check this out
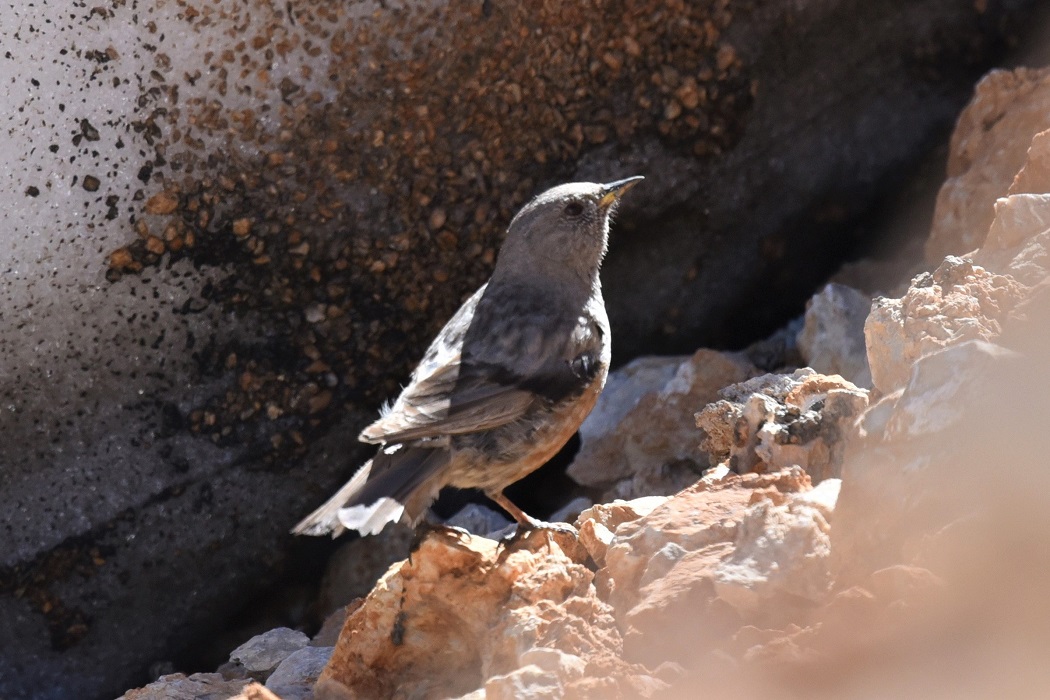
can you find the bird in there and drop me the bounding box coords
[292,176,643,538]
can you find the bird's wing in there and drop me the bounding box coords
[359,283,604,445]
[359,336,604,445]
[358,358,539,443]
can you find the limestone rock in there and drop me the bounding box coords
[834,339,1016,581]
[581,467,836,668]
[548,496,595,527]
[445,503,513,539]
[119,673,249,700]
[696,369,869,483]
[481,664,563,700]
[567,349,756,499]
[229,628,310,677]
[265,646,333,700]
[883,340,1018,441]
[577,496,669,568]
[926,67,1050,261]
[976,192,1050,286]
[713,479,840,613]
[601,469,812,617]
[985,193,1050,252]
[317,529,651,699]
[797,283,873,386]
[864,256,1025,393]
[232,684,283,700]
[1009,128,1050,195]
[574,355,686,451]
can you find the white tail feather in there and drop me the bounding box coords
[292,460,381,537]
[336,498,405,536]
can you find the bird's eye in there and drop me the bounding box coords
[564,201,584,217]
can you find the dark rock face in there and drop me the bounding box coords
[603,0,1035,355]
[0,0,1038,698]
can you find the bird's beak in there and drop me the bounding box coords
[597,176,645,209]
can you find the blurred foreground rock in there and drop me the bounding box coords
[926,67,1050,261]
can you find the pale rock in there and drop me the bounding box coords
[985,193,1050,251]
[231,683,284,700]
[700,463,733,485]
[791,477,842,522]
[518,647,587,681]
[119,673,249,700]
[605,469,823,667]
[696,370,868,483]
[265,646,333,700]
[712,492,835,613]
[835,338,1017,582]
[926,67,1050,261]
[873,110,1050,407]
[797,283,873,386]
[638,543,689,588]
[579,519,617,568]
[446,503,512,537]
[856,389,903,439]
[988,228,1050,287]
[714,369,809,404]
[621,543,739,667]
[976,191,1050,285]
[864,256,1024,393]
[883,340,1017,440]
[577,497,668,531]
[1009,128,1050,195]
[601,468,812,621]
[576,496,668,566]
[548,496,594,526]
[483,664,560,700]
[866,565,945,602]
[575,355,685,447]
[568,349,756,498]
[230,628,310,676]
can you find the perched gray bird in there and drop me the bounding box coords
[293,177,643,537]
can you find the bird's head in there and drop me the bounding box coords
[494,177,644,290]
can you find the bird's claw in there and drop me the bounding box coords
[499,519,579,550]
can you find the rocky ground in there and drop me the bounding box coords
[119,66,1050,699]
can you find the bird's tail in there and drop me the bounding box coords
[291,445,449,538]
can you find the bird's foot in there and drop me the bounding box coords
[498,519,579,556]
[486,490,579,553]
[409,518,472,562]
[511,518,578,537]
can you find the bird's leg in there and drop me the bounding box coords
[487,491,543,528]
[487,490,578,538]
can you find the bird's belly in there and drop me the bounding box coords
[445,372,606,492]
